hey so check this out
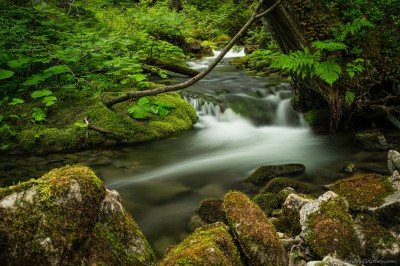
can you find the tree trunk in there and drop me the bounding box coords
[260,0,343,133]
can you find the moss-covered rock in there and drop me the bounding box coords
[330,173,394,209]
[252,192,279,216]
[197,198,226,224]
[261,177,313,194]
[0,165,155,265]
[354,214,400,261]
[13,92,197,154]
[223,191,287,265]
[246,164,305,185]
[160,222,242,266]
[354,128,389,151]
[299,191,361,261]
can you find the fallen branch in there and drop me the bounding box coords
[144,58,200,77]
[103,0,283,107]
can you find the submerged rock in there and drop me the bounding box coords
[160,222,242,266]
[223,191,287,265]
[299,191,361,261]
[0,165,155,265]
[246,164,306,185]
[354,128,388,151]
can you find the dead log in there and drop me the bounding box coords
[144,58,200,77]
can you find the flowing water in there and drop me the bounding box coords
[0,49,389,257]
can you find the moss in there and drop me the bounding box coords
[303,109,330,126]
[330,173,394,208]
[13,92,196,154]
[223,191,286,265]
[246,164,305,185]
[261,177,313,194]
[252,193,280,216]
[0,165,106,265]
[197,198,226,224]
[354,214,399,260]
[160,223,242,266]
[273,208,302,237]
[305,195,361,260]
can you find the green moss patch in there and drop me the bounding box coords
[261,177,313,194]
[223,191,286,265]
[197,198,226,224]
[252,192,280,216]
[330,173,394,208]
[160,223,242,266]
[246,164,305,185]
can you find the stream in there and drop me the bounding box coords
[0,49,390,257]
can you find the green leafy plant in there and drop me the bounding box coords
[127,97,172,119]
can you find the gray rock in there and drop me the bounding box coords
[307,255,356,266]
[284,193,313,213]
[388,150,400,173]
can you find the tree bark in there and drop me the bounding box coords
[103,0,283,108]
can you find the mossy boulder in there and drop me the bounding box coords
[252,192,279,216]
[261,177,313,194]
[14,92,197,154]
[299,191,361,261]
[197,198,226,224]
[354,214,400,261]
[0,165,156,265]
[223,191,287,265]
[160,222,242,266]
[330,172,400,226]
[246,164,305,185]
[330,173,394,209]
[354,128,389,151]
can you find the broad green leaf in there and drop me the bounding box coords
[138,97,150,107]
[127,106,148,119]
[120,79,129,85]
[42,96,57,106]
[7,56,31,68]
[158,108,170,117]
[23,73,52,85]
[44,65,70,75]
[31,89,52,99]
[154,100,172,108]
[150,105,159,114]
[32,107,46,121]
[0,69,14,80]
[9,98,24,105]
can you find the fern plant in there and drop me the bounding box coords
[271,48,342,86]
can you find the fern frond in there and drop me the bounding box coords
[334,18,374,42]
[312,40,348,52]
[315,60,342,86]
